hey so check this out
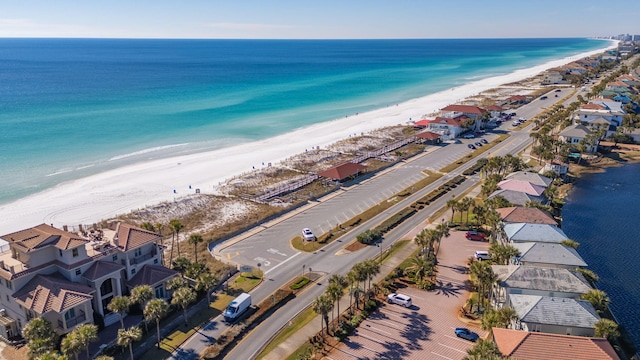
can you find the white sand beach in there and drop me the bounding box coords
[0,43,616,235]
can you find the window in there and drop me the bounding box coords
[131,268,136,275]
[134,248,142,257]
[112,255,118,261]
[5,279,11,290]
[154,285,164,299]
[5,295,8,302]
[72,248,79,257]
[154,259,158,264]
[59,249,63,257]
[65,308,76,320]
[75,269,81,275]
[100,279,113,296]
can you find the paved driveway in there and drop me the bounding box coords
[326,230,489,360]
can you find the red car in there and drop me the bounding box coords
[465,231,486,241]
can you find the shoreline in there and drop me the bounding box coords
[0,42,617,235]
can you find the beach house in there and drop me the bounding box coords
[488,189,547,207]
[502,223,569,244]
[511,242,587,269]
[0,222,178,340]
[508,294,600,336]
[414,117,466,139]
[496,207,557,225]
[492,328,620,360]
[558,124,599,153]
[439,104,488,132]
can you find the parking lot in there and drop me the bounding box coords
[326,230,489,360]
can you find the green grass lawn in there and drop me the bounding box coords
[255,306,318,359]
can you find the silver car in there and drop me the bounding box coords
[302,228,316,241]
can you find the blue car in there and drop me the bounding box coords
[455,327,479,342]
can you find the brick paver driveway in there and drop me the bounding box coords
[326,230,489,360]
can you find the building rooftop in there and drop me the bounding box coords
[489,190,546,207]
[504,171,553,187]
[13,273,94,313]
[0,224,88,252]
[512,242,587,268]
[493,328,619,360]
[509,294,600,329]
[498,179,546,197]
[504,223,568,243]
[496,207,557,225]
[127,264,178,288]
[492,265,592,294]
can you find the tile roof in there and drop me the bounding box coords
[115,223,162,251]
[488,189,545,207]
[504,171,552,187]
[486,104,502,111]
[318,162,367,180]
[504,223,568,243]
[422,116,466,127]
[581,103,606,110]
[441,104,486,114]
[13,273,94,314]
[498,179,546,196]
[127,264,178,288]
[492,265,592,294]
[83,261,125,281]
[493,328,619,360]
[1,224,88,252]
[512,242,587,268]
[607,81,629,87]
[509,294,600,329]
[415,131,441,140]
[496,207,557,225]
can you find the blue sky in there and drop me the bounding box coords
[1,0,638,39]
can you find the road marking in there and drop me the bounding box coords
[264,251,301,275]
[267,248,287,257]
[253,257,271,267]
[431,352,454,360]
[438,342,467,354]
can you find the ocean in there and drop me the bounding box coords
[0,38,608,205]
[562,163,640,348]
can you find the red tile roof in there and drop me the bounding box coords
[486,105,502,111]
[607,81,629,87]
[1,224,88,252]
[493,328,619,360]
[422,116,466,127]
[496,207,557,225]
[581,103,606,110]
[414,119,430,127]
[13,273,94,314]
[127,265,178,288]
[318,162,367,180]
[415,131,441,140]
[115,223,161,251]
[441,104,486,114]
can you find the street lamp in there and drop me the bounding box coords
[376,243,382,260]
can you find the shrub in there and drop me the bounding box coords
[357,229,382,244]
[290,277,310,290]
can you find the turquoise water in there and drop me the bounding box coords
[0,38,609,204]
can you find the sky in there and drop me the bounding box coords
[1,0,639,39]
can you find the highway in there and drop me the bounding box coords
[170,87,576,359]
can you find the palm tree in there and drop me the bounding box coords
[328,274,347,319]
[195,272,218,303]
[462,197,475,224]
[144,299,170,349]
[117,326,143,360]
[172,257,192,276]
[413,229,432,255]
[434,222,450,257]
[167,276,188,291]
[172,286,197,326]
[23,318,58,359]
[37,352,69,360]
[464,339,505,360]
[575,268,599,287]
[470,260,495,311]
[188,233,204,264]
[561,239,580,249]
[130,284,154,332]
[107,296,131,329]
[489,243,520,265]
[169,219,184,263]
[407,254,434,281]
[75,324,98,359]
[61,332,82,360]
[362,259,380,293]
[446,197,459,223]
[594,318,620,340]
[312,295,333,335]
[581,289,610,314]
[325,284,341,324]
[95,356,115,360]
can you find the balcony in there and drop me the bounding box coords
[122,249,158,265]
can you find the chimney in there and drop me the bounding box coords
[79,224,84,232]
[63,225,68,232]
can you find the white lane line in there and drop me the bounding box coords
[264,252,302,275]
[431,352,454,360]
[438,342,467,354]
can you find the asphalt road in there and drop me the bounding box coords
[170,87,575,359]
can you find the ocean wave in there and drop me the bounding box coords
[45,169,73,177]
[108,143,190,161]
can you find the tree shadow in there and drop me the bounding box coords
[171,348,199,360]
[399,311,431,351]
[433,276,465,298]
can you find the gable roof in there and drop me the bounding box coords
[13,273,94,314]
[496,207,557,225]
[498,179,546,197]
[1,224,88,252]
[115,223,161,251]
[493,328,619,360]
[415,131,441,140]
[83,261,125,281]
[581,103,606,110]
[127,264,178,288]
[512,242,587,267]
[488,189,545,207]
[318,162,367,180]
[509,294,600,329]
[441,104,486,114]
[486,104,502,111]
[504,223,568,243]
[421,116,466,127]
[492,265,592,294]
[504,171,552,187]
[558,124,593,138]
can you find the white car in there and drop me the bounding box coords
[475,250,491,261]
[302,228,316,241]
[387,293,412,307]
